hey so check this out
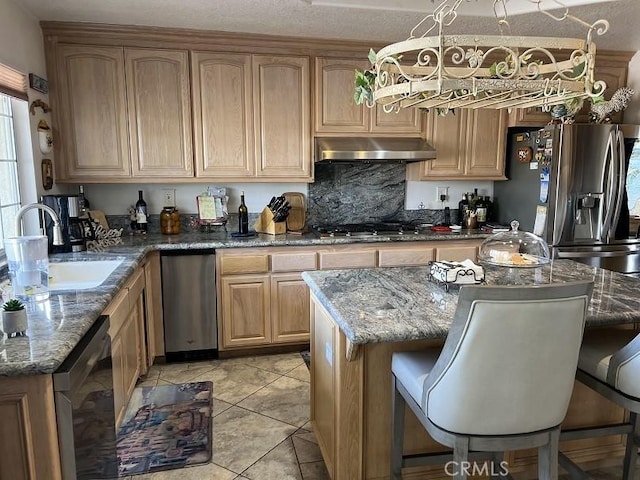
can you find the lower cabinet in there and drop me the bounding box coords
[217,240,482,351]
[104,266,146,428]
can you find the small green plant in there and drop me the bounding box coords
[2,298,25,312]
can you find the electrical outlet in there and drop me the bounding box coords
[436,186,449,202]
[162,188,176,207]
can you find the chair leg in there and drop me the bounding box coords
[623,412,640,480]
[390,374,406,480]
[539,428,560,480]
[453,436,470,480]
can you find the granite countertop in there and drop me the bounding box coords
[302,260,640,346]
[0,229,487,377]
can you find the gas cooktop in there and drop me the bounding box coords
[312,221,431,238]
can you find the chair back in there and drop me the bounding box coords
[423,281,593,436]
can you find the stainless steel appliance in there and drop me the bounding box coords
[494,124,640,274]
[41,195,91,253]
[53,316,117,479]
[315,137,436,162]
[161,251,218,361]
[312,221,430,238]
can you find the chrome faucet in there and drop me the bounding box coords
[15,203,64,245]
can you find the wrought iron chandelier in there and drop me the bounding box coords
[369,0,609,112]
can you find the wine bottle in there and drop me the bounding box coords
[238,191,249,234]
[135,190,148,234]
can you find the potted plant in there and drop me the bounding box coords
[2,298,27,337]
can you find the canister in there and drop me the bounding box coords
[161,207,180,235]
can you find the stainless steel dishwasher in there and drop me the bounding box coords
[161,250,218,361]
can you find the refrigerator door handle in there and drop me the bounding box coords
[600,130,617,242]
[607,129,626,242]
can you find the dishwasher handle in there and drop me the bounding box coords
[53,315,110,393]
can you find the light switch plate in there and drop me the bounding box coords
[162,188,176,207]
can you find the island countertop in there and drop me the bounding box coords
[302,260,640,346]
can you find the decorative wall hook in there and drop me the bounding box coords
[29,99,51,115]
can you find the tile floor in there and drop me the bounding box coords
[119,351,639,480]
[120,351,328,480]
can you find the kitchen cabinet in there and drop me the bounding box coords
[104,266,146,427]
[314,57,423,135]
[125,49,193,178]
[53,44,192,181]
[271,273,311,343]
[143,251,163,360]
[192,52,312,181]
[220,275,271,348]
[407,109,507,180]
[0,375,62,480]
[55,45,130,179]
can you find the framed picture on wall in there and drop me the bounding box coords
[29,73,48,94]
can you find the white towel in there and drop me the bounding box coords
[430,259,485,284]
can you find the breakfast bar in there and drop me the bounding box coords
[302,260,640,480]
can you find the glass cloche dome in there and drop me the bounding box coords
[478,220,551,268]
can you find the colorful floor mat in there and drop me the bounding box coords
[117,381,212,476]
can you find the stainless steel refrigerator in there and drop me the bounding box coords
[494,124,640,275]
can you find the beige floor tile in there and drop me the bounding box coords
[237,376,309,427]
[299,421,313,432]
[242,437,302,480]
[130,462,237,479]
[293,431,317,445]
[299,460,331,480]
[158,362,217,384]
[212,406,296,473]
[292,434,323,464]
[285,364,310,383]
[194,363,280,404]
[239,352,304,375]
[212,398,233,417]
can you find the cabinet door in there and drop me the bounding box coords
[56,45,130,178]
[220,275,271,348]
[192,52,255,178]
[125,49,193,177]
[408,109,467,179]
[435,244,479,262]
[111,334,126,428]
[271,273,310,343]
[122,307,141,404]
[315,58,369,134]
[253,55,311,180]
[370,105,423,135]
[464,109,507,179]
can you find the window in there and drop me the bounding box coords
[627,139,640,217]
[0,93,21,252]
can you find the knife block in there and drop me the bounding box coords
[254,207,286,235]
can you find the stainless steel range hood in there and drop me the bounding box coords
[315,137,436,163]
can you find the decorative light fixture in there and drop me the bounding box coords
[367,0,609,112]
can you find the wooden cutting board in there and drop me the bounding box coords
[282,192,305,232]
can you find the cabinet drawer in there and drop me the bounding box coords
[319,250,376,270]
[104,288,130,337]
[271,252,317,272]
[378,248,434,267]
[220,254,269,274]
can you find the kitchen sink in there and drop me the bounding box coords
[48,259,124,291]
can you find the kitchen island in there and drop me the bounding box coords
[302,261,640,480]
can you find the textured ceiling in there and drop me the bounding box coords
[14,0,640,52]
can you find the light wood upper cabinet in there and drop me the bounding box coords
[314,57,423,136]
[125,49,193,177]
[253,55,311,179]
[56,45,130,178]
[192,52,255,177]
[407,109,508,180]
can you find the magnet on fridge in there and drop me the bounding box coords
[546,138,553,148]
[517,146,533,163]
[530,162,539,169]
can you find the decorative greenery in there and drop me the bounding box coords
[2,298,25,312]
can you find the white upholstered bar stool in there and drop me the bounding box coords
[559,328,640,479]
[390,281,594,480]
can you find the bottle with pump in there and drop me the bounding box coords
[135,190,148,234]
[238,191,249,234]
